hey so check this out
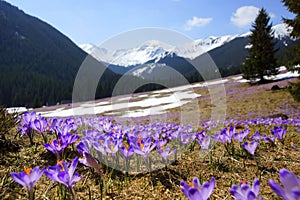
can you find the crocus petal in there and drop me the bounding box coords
[10,172,29,190]
[252,178,260,196]
[192,177,201,189]
[247,191,257,200]
[71,172,82,186]
[279,169,300,190]
[188,188,204,200]
[230,188,246,199]
[269,180,287,198]
[292,190,300,199]
[68,157,79,178]
[30,166,44,186]
[202,177,215,200]
[57,172,70,187]
[180,181,191,198]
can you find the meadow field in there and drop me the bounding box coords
[1,76,300,200]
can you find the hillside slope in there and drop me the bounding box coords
[0,1,119,107]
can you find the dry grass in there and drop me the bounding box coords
[1,78,300,200]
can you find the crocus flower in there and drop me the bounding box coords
[262,134,276,143]
[76,140,90,155]
[131,136,156,159]
[44,132,79,159]
[10,166,44,200]
[196,135,211,150]
[44,157,82,200]
[251,131,261,141]
[18,112,38,144]
[233,129,250,143]
[269,168,300,200]
[79,152,102,175]
[119,145,134,160]
[180,177,215,200]
[179,133,196,145]
[230,178,262,200]
[92,134,108,155]
[242,141,258,155]
[270,126,287,140]
[32,118,48,133]
[157,146,176,162]
[32,118,49,143]
[104,137,121,156]
[212,126,236,143]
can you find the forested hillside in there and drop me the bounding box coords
[0,1,119,107]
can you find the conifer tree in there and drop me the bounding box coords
[242,8,278,82]
[282,0,300,67]
[282,0,300,101]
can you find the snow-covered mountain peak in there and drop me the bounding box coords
[272,23,292,39]
[138,40,173,49]
[79,43,97,52]
[80,23,292,67]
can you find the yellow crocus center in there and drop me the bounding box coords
[137,138,144,150]
[125,145,129,151]
[24,168,32,176]
[57,160,65,171]
[47,121,51,130]
[110,142,114,151]
[241,180,247,185]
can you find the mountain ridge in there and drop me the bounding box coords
[80,23,293,67]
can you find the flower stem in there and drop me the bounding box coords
[68,187,76,200]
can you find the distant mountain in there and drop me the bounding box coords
[0,0,119,107]
[80,24,293,66]
[80,23,296,79]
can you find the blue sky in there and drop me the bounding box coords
[6,0,295,46]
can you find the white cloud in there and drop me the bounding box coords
[185,16,213,31]
[231,6,260,28]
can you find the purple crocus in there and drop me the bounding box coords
[269,168,300,200]
[79,152,102,175]
[19,112,38,144]
[251,131,261,141]
[233,129,250,143]
[76,140,90,155]
[230,178,262,200]
[270,126,287,141]
[119,145,134,160]
[180,177,215,200]
[104,137,121,156]
[32,118,48,133]
[157,146,176,162]
[196,135,211,150]
[212,126,235,143]
[44,157,82,200]
[242,141,258,155]
[10,166,44,200]
[44,132,79,159]
[32,118,49,143]
[131,137,156,159]
[262,134,276,143]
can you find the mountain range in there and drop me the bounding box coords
[80,23,296,79]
